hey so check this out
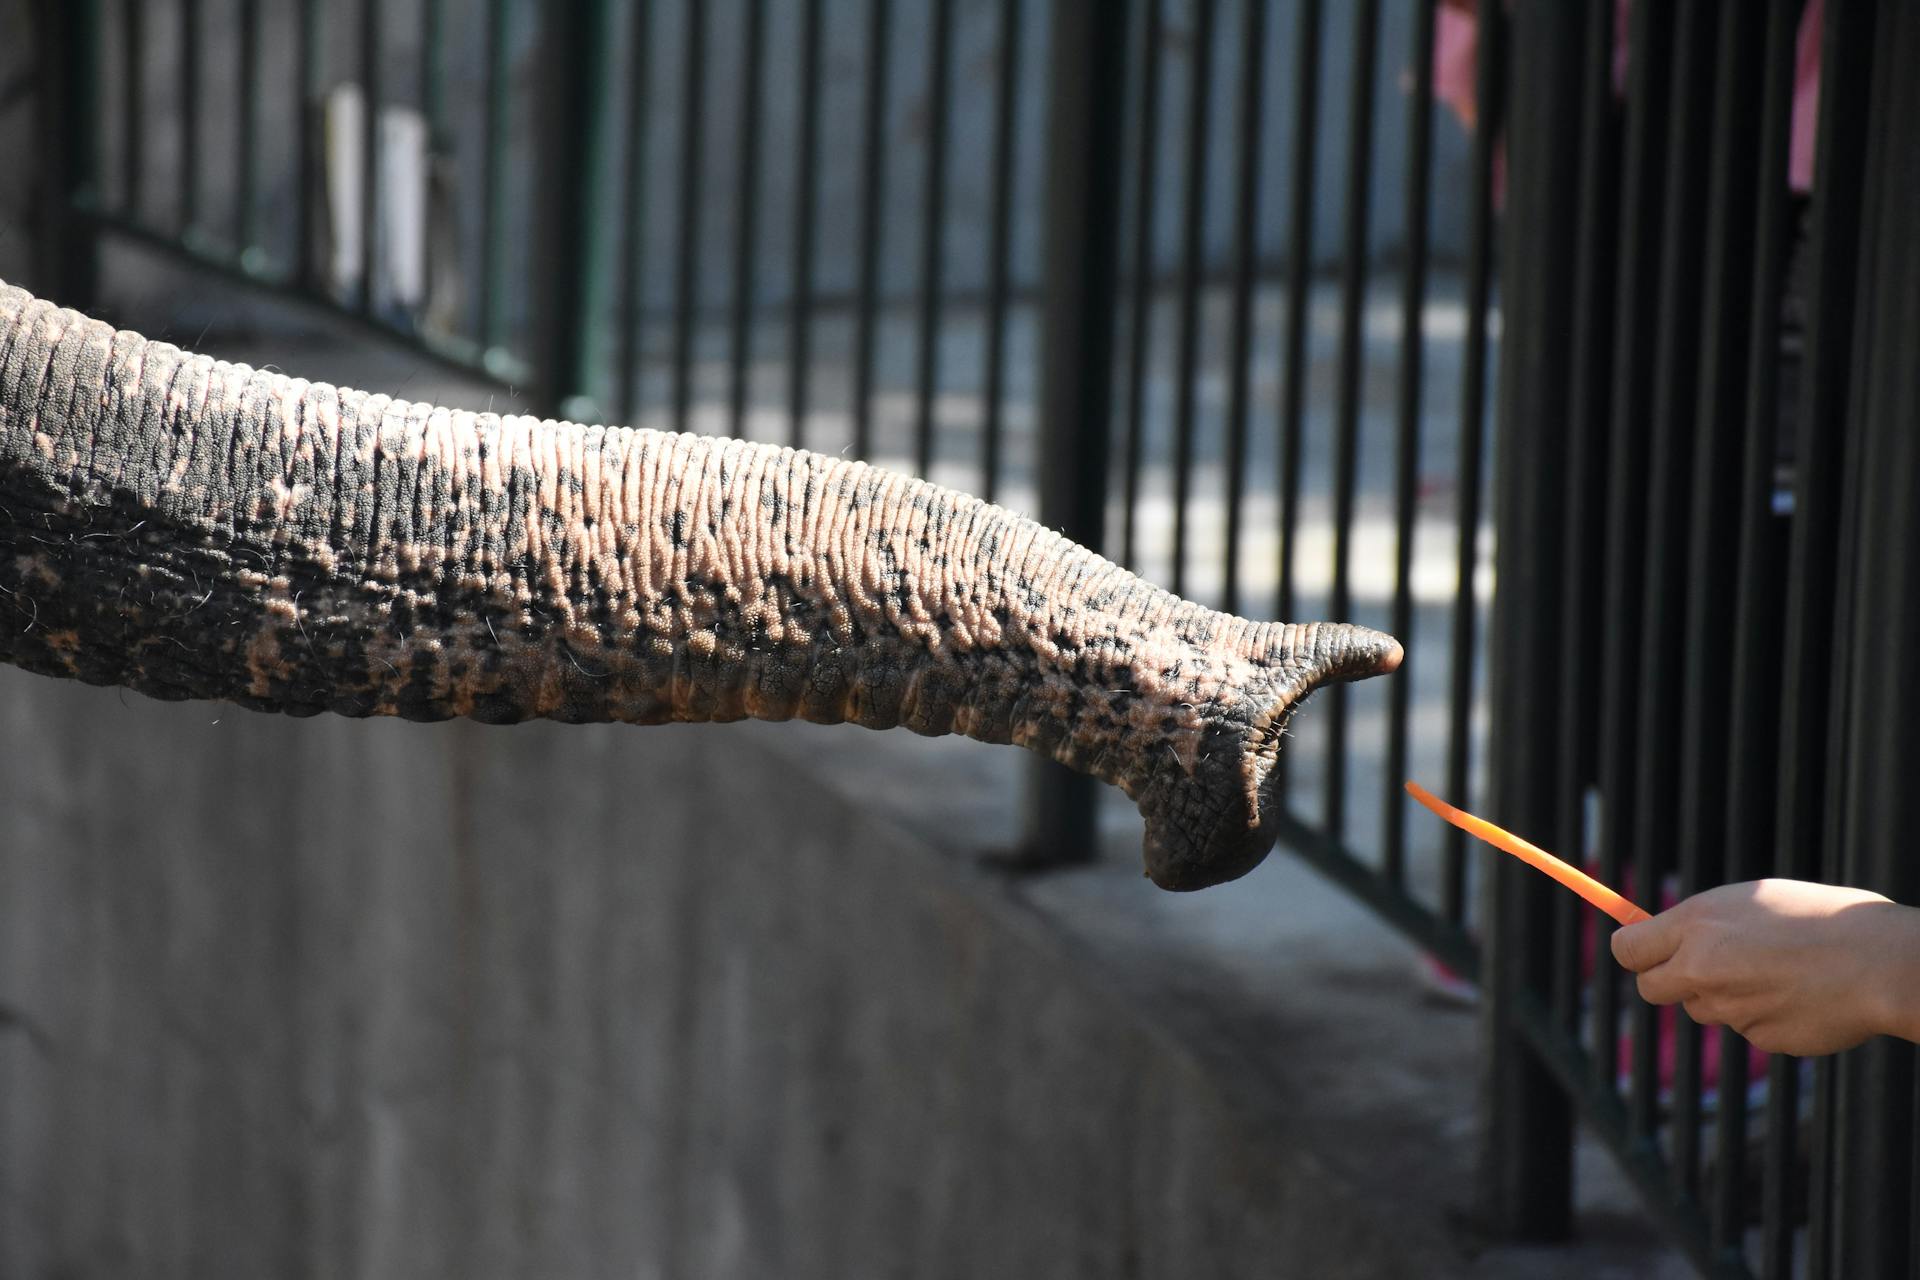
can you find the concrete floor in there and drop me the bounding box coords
[743,714,1696,1278]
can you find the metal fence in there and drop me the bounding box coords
[35,0,1920,1276]
[1489,2,1920,1277]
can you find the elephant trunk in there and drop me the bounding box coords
[0,282,1399,890]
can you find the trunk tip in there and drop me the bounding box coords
[1325,624,1403,682]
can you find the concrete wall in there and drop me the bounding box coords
[0,668,1475,1280]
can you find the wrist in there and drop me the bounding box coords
[1866,903,1920,1045]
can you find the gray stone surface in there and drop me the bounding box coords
[0,665,1688,1280]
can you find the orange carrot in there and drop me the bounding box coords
[1403,781,1652,926]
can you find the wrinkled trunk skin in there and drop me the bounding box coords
[0,281,1399,889]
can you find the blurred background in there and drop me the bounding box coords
[3,1,1918,1277]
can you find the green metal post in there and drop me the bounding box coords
[532,0,620,420]
[479,0,515,355]
[1018,0,1128,866]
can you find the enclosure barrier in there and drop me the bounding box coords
[35,1,1920,1274]
[1491,2,1920,1275]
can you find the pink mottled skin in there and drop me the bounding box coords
[0,281,1401,890]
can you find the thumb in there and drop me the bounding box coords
[1610,915,1682,973]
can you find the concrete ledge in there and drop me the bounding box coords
[0,665,1687,1278]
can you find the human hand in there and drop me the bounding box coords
[1609,879,1920,1056]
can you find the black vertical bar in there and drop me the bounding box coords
[1380,0,1434,890]
[1119,0,1164,568]
[913,0,954,477]
[360,0,381,312]
[1168,0,1215,598]
[1022,0,1127,865]
[1673,0,1768,1204]
[1913,1069,1920,1278]
[729,0,768,439]
[1441,0,1503,922]
[1760,1060,1803,1280]
[1808,1055,1839,1277]
[1480,0,1582,1241]
[1831,198,1906,1280]
[979,0,1021,502]
[787,0,823,449]
[122,0,141,220]
[1269,0,1322,801]
[478,0,511,344]
[1674,2,1770,1224]
[295,0,321,289]
[1828,2,1906,1273]
[617,0,655,420]
[181,0,199,235]
[1782,5,1883,1270]
[1551,0,1619,1037]
[1275,0,1322,625]
[236,0,260,255]
[1774,0,1877,936]
[1632,0,1717,1163]
[671,0,709,434]
[421,0,447,133]
[419,0,446,299]
[1818,0,1889,911]
[532,0,620,417]
[851,0,892,461]
[1592,0,1674,1099]
[1219,0,1267,619]
[1716,1,1799,1267]
[1324,0,1380,840]
[36,0,99,308]
[1784,0,1882,1258]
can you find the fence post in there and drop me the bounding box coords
[1018,0,1128,865]
[31,0,100,309]
[1831,4,1916,1272]
[530,0,619,421]
[1478,0,1583,1241]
